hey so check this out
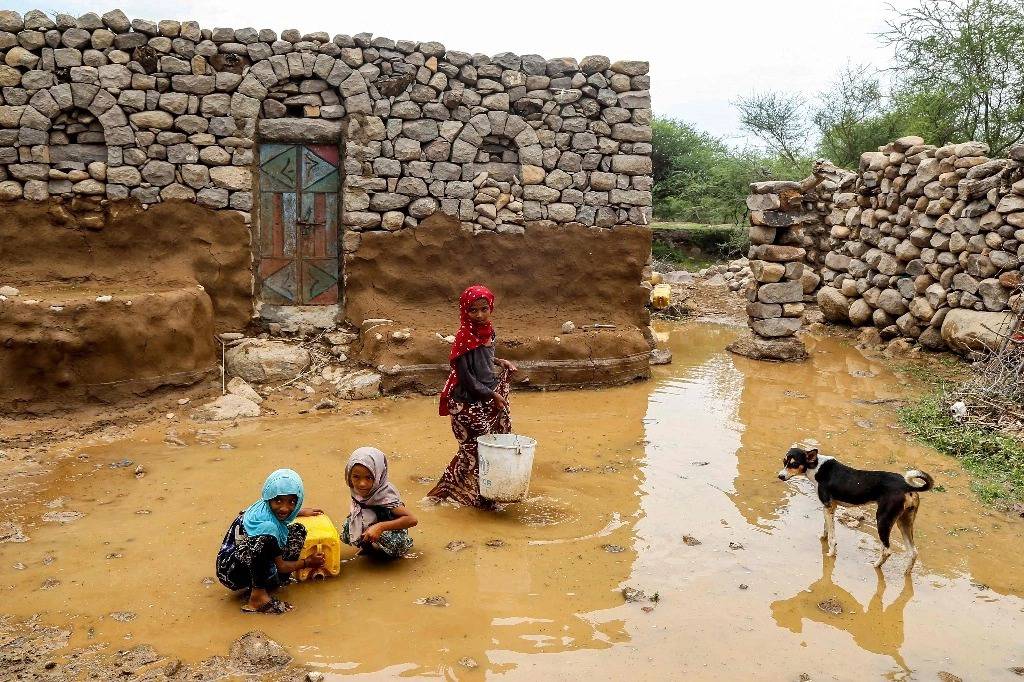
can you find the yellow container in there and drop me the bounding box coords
[650,283,672,309]
[294,514,342,581]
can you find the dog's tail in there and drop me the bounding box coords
[904,469,934,491]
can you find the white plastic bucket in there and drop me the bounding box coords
[477,433,537,503]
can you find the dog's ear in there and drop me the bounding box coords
[806,448,819,466]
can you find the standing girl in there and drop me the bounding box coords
[216,468,325,614]
[343,447,417,559]
[428,285,517,508]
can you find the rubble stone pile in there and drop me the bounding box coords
[738,136,1024,357]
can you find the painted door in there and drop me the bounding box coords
[257,143,340,305]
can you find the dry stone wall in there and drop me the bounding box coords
[0,8,653,233]
[741,136,1024,357]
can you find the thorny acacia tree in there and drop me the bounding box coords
[881,0,1024,154]
[733,91,809,165]
[814,64,903,168]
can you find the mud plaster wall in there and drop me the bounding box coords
[0,199,252,328]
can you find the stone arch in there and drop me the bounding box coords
[238,56,368,128]
[450,112,542,171]
[14,83,134,198]
[24,83,132,148]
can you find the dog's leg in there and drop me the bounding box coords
[898,497,919,575]
[824,504,837,557]
[874,501,899,569]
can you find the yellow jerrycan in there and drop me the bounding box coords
[294,514,342,581]
[650,283,672,309]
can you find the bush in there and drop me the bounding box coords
[899,393,1024,505]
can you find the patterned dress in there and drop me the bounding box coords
[428,368,512,508]
[342,506,414,559]
[216,513,307,591]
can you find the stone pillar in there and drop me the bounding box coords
[727,181,811,361]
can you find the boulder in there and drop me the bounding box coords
[227,377,264,404]
[940,308,1013,356]
[848,299,873,326]
[816,287,850,322]
[750,317,802,337]
[726,333,808,362]
[335,370,382,399]
[194,394,261,421]
[225,340,311,384]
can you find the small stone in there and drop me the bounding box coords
[95,295,112,302]
[0,285,19,296]
[650,348,672,365]
[682,535,701,546]
[817,598,843,615]
[601,544,625,553]
[458,657,479,670]
[446,540,469,552]
[415,595,449,607]
[561,320,575,334]
[621,586,648,602]
[485,538,505,548]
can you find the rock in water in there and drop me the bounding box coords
[225,339,311,383]
[0,521,29,543]
[193,394,261,421]
[726,333,808,362]
[650,348,672,365]
[229,631,292,672]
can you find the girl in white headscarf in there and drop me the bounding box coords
[343,447,417,559]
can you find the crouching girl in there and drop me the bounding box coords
[344,447,417,559]
[216,468,325,614]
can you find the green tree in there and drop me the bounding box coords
[734,91,809,164]
[881,0,1024,153]
[814,64,904,168]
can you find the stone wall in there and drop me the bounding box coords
[0,8,653,233]
[739,136,1024,357]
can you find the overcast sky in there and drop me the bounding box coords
[12,0,918,144]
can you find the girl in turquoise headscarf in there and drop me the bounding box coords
[216,469,326,614]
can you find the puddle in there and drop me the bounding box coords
[1,321,1023,679]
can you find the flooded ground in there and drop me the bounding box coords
[2,321,1024,680]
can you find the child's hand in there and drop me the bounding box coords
[491,387,507,409]
[360,524,384,545]
[297,508,324,517]
[305,552,326,568]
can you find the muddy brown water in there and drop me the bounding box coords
[2,321,1024,680]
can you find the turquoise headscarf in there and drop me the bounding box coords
[242,469,304,547]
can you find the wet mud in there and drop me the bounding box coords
[2,322,1023,680]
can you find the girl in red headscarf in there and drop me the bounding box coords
[428,285,517,508]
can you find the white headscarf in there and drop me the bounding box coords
[345,447,402,542]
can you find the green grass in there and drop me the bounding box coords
[899,393,1024,506]
[651,242,721,271]
[650,223,749,269]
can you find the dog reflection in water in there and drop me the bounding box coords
[771,551,914,671]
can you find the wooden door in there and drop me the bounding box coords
[257,143,340,305]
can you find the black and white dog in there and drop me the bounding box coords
[778,444,934,572]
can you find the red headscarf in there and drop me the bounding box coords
[439,285,495,416]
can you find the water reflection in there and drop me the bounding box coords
[771,550,913,671]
